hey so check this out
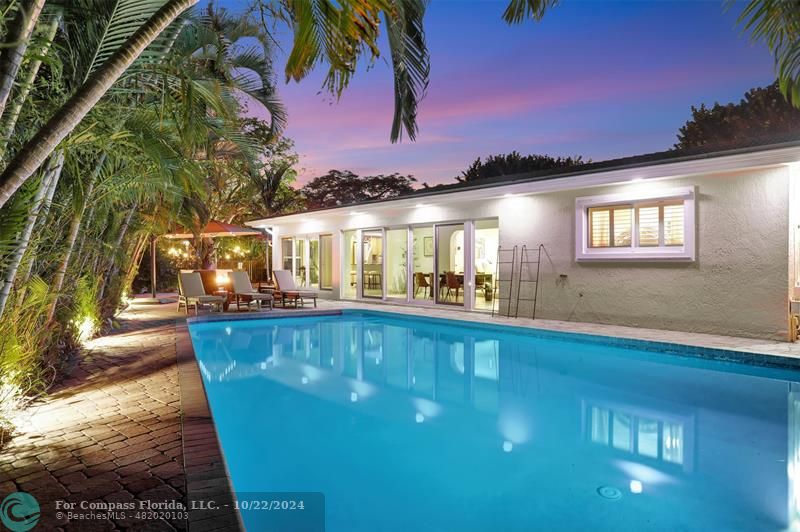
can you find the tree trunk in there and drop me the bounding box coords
[0,0,46,121]
[0,0,199,210]
[98,203,136,300]
[122,233,148,295]
[0,153,60,317]
[18,149,64,285]
[46,152,106,322]
[0,10,61,158]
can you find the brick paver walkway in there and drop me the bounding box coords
[0,303,196,531]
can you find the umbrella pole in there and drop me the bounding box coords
[150,236,157,299]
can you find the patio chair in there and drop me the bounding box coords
[414,272,431,299]
[230,271,273,311]
[443,271,463,302]
[178,272,225,316]
[273,270,318,308]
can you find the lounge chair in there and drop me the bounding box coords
[178,272,225,315]
[272,270,318,308]
[230,271,273,311]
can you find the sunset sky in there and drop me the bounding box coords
[222,1,775,186]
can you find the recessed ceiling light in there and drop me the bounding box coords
[504,193,514,198]
[350,211,364,216]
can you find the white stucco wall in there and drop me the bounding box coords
[264,165,792,340]
[498,167,791,340]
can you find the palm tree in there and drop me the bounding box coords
[0,0,199,210]
[0,0,46,119]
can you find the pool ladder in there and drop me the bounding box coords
[492,244,544,320]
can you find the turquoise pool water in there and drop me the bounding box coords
[188,310,800,532]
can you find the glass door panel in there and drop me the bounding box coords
[342,230,358,299]
[386,228,408,299]
[281,238,294,271]
[309,238,319,287]
[411,225,434,303]
[362,230,383,298]
[474,219,499,311]
[435,224,465,306]
[319,234,333,290]
[295,239,306,286]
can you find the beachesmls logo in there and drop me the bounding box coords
[0,492,40,531]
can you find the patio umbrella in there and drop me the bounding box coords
[163,220,263,239]
[144,221,264,300]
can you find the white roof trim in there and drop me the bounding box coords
[247,145,800,228]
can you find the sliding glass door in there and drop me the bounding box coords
[474,219,499,311]
[411,225,434,303]
[319,234,333,290]
[342,230,358,299]
[386,228,408,299]
[435,224,465,307]
[362,230,383,298]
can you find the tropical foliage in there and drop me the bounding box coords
[675,81,800,150]
[301,169,417,209]
[457,152,586,182]
[0,1,295,442]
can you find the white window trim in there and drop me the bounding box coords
[575,186,696,262]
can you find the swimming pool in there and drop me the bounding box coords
[188,310,800,531]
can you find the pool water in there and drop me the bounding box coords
[188,310,800,532]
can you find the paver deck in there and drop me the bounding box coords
[0,302,238,532]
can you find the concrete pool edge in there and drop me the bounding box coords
[186,307,800,371]
[175,319,244,532]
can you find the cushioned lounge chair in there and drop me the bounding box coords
[178,272,225,315]
[230,271,273,311]
[272,270,318,308]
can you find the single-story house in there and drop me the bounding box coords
[247,140,800,342]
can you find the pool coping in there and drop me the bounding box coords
[175,319,244,532]
[187,307,800,372]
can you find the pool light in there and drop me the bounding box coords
[350,392,358,403]
[502,440,513,453]
[629,480,643,494]
[415,413,425,424]
[301,376,309,385]
[225,326,232,335]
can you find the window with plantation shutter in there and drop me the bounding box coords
[663,204,684,246]
[637,206,660,246]
[576,186,695,261]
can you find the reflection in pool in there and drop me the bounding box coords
[189,311,800,532]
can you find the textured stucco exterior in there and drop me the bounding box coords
[497,167,790,340]
[255,160,795,341]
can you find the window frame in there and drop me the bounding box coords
[575,186,695,262]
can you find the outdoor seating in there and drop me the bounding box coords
[178,272,225,315]
[414,272,432,298]
[230,271,273,311]
[273,270,318,308]
[443,271,463,302]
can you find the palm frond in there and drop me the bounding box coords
[735,0,800,106]
[502,0,559,24]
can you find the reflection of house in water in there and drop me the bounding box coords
[190,317,800,531]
